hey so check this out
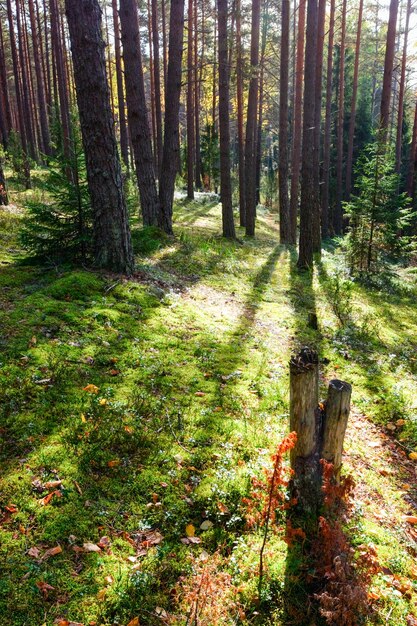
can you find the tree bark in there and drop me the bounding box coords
[334,0,347,235]
[312,0,325,252]
[217,0,236,239]
[406,101,417,198]
[236,0,245,227]
[298,0,318,269]
[0,160,8,205]
[16,0,37,160]
[244,0,261,237]
[395,0,411,174]
[152,0,163,174]
[279,0,291,243]
[380,0,399,138]
[119,0,160,227]
[112,0,129,170]
[186,0,195,199]
[50,0,71,161]
[289,0,306,245]
[28,0,51,155]
[321,0,335,238]
[158,0,185,234]
[194,0,202,190]
[65,0,134,274]
[322,380,352,483]
[345,0,364,200]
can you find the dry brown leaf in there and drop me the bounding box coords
[42,545,62,560]
[36,580,55,597]
[127,618,140,626]
[83,542,101,553]
[44,480,62,489]
[194,392,206,397]
[98,536,111,549]
[27,547,41,558]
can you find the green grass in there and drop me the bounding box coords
[1,182,417,625]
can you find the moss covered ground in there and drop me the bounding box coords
[1,181,417,625]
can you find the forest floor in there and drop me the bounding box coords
[1,180,417,625]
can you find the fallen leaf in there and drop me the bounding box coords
[83,384,99,394]
[368,591,380,600]
[127,619,140,626]
[107,459,120,468]
[104,575,114,585]
[185,524,195,537]
[44,480,62,489]
[28,547,41,558]
[402,516,417,524]
[386,423,396,431]
[97,589,107,600]
[38,491,57,506]
[409,452,417,461]
[396,419,406,427]
[194,392,206,397]
[217,501,230,515]
[200,520,213,531]
[83,542,101,553]
[98,536,111,549]
[81,414,87,423]
[109,369,119,376]
[36,580,55,597]
[5,504,18,513]
[155,607,168,618]
[99,399,107,406]
[42,545,62,560]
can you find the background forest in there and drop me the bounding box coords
[2,0,417,625]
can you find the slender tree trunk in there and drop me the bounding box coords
[217,0,236,239]
[147,0,157,166]
[395,0,411,174]
[50,0,71,160]
[16,0,37,160]
[279,0,291,243]
[334,0,347,235]
[345,0,364,200]
[321,0,335,237]
[0,160,8,205]
[159,0,185,234]
[406,101,417,197]
[186,0,195,199]
[312,0,325,252]
[65,0,134,274]
[194,0,202,190]
[256,0,268,207]
[28,0,51,155]
[112,0,129,170]
[212,11,217,132]
[6,0,31,187]
[244,0,261,237]
[298,0,318,269]
[380,0,399,138]
[289,0,306,244]
[42,0,53,115]
[236,0,245,227]
[152,0,163,174]
[0,20,12,144]
[162,0,168,89]
[119,0,160,227]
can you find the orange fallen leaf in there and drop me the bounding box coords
[83,384,99,394]
[396,419,406,427]
[185,524,195,537]
[38,491,56,506]
[127,619,140,626]
[107,459,120,468]
[98,536,111,549]
[195,392,206,397]
[44,480,62,489]
[402,516,417,524]
[5,504,18,513]
[36,580,55,597]
[109,369,119,376]
[409,452,417,461]
[368,591,380,600]
[42,545,62,560]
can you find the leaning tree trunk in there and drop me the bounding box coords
[244,0,261,237]
[298,0,319,269]
[158,0,185,234]
[279,0,291,243]
[217,0,236,239]
[119,0,160,227]
[380,0,399,139]
[65,0,134,274]
[289,0,306,245]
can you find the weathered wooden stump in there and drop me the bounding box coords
[289,349,351,516]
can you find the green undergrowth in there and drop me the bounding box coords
[1,182,417,625]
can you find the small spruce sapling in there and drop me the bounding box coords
[344,143,415,275]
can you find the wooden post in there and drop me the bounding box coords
[290,349,352,515]
[290,348,322,515]
[322,379,352,483]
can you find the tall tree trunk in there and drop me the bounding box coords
[28,0,51,155]
[112,0,129,170]
[256,0,268,207]
[279,0,291,243]
[334,0,347,235]
[65,0,134,274]
[217,0,236,239]
[42,0,53,115]
[6,0,31,187]
[0,19,12,144]
[321,0,335,237]
[345,0,364,200]
[194,0,202,190]
[16,0,37,160]
[395,0,411,174]
[162,0,168,89]
[152,0,163,174]
[147,0,157,166]
[244,0,261,237]
[289,0,306,244]
[119,0,160,227]
[186,0,195,199]
[298,0,318,269]
[312,0,325,251]
[406,101,417,198]
[236,0,245,227]
[159,0,185,234]
[380,0,399,137]
[50,0,71,160]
